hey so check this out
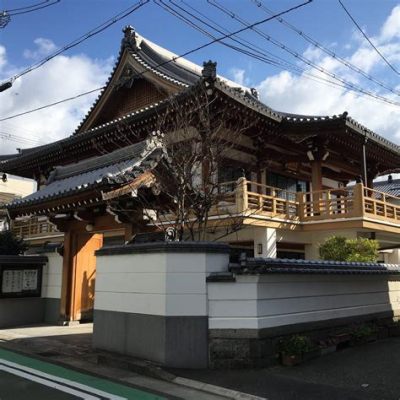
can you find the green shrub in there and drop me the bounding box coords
[0,230,27,255]
[351,324,378,341]
[319,236,379,262]
[279,335,312,355]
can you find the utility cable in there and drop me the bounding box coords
[158,0,358,94]
[0,0,312,122]
[207,0,400,107]
[251,0,400,96]
[0,0,149,88]
[338,0,400,75]
[6,0,60,16]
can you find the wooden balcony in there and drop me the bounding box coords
[12,217,61,240]
[216,179,400,229]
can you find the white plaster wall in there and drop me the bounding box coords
[0,175,36,197]
[95,251,229,317]
[41,252,63,299]
[208,274,400,330]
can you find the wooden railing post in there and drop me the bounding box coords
[236,177,248,213]
[296,192,304,220]
[353,183,365,217]
[271,188,276,214]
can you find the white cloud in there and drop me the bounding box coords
[229,67,248,86]
[23,38,57,59]
[0,40,113,155]
[0,46,7,71]
[379,5,400,42]
[251,4,400,150]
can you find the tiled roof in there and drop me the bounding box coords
[282,111,400,154]
[228,257,400,275]
[373,178,400,197]
[8,137,164,210]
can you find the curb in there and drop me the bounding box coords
[173,376,267,400]
[97,353,267,400]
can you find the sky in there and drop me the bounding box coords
[0,0,399,180]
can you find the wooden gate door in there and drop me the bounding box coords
[69,233,103,322]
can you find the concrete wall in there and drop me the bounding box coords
[93,242,230,368]
[208,274,400,332]
[0,255,47,328]
[41,251,62,323]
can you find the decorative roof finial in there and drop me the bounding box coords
[202,60,217,81]
[250,88,259,99]
[122,25,138,50]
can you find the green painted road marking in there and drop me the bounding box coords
[0,348,168,400]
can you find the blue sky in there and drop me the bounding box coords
[1,0,400,166]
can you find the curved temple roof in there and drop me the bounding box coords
[8,136,164,212]
[0,27,399,174]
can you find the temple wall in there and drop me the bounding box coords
[93,243,230,368]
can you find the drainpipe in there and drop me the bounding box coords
[362,134,368,187]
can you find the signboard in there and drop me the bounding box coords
[0,265,42,298]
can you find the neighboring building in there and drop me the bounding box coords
[0,27,399,323]
[0,175,36,232]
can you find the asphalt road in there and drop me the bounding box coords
[172,337,400,400]
[0,348,168,400]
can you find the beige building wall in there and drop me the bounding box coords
[0,174,36,198]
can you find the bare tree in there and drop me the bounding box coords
[138,83,256,241]
[101,71,257,241]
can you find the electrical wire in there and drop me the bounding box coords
[5,0,51,12]
[1,0,148,85]
[338,0,400,75]
[251,0,400,96]
[160,0,359,93]
[207,0,400,107]
[7,0,60,16]
[0,131,42,145]
[0,0,312,122]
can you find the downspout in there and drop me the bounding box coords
[362,133,368,187]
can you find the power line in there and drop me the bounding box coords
[251,0,400,97]
[0,87,103,122]
[0,131,42,145]
[1,0,149,86]
[0,0,312,122]
[207,0,400,107]
[7,0,60,16]
[157,0,354,92]
[338,0,400,75]
[5,0,52,13]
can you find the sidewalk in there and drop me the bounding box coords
[0,324,233,400]
[1,324,399,400]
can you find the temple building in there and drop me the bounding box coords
[1,26,399,324]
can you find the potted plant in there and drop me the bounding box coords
[319,338,337,356]
[279,335,312,366]
[350,324,378,345]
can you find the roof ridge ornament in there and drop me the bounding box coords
[202,60,217,81]
[202,60,217,95]
[122,25,138,50]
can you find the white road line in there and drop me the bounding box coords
[0,358,127,400]
[0,365,99,399]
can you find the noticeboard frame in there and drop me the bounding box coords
[0,264,43,298]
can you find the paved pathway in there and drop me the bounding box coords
[0,324,226,400]
[0,347,169,399]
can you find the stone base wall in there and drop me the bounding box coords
[209,312,399,369]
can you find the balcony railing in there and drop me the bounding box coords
[12,217,60,238]
[216,178,400,225]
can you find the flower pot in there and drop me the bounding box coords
[281,354,302,366]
